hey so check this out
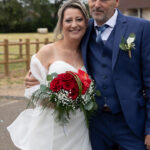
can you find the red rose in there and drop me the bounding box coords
[58,72,77,91]
[50,78,62,92]
[62,80,75,91]
[60,72,79,99]
[69,86,79,100]
[77,69,91,94]
[58,73,74,81]
[82,79,91,88]
[50,72,80,99]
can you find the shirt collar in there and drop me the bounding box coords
[94,9,118,28]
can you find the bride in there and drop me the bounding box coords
[7,0,92,150]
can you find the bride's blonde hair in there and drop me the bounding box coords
[53,0,89,41]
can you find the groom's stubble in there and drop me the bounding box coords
[88,0,119,26]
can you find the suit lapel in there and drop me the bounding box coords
[81,19,94,71]
[82,14,128,72]
[112,11,128,71]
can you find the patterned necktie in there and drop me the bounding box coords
[96,24,109,43]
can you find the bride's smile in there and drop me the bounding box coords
[62,8,87,41]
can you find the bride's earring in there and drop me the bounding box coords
[57,32,64,40]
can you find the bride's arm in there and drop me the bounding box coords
[25,43,55,88]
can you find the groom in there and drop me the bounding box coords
[25,0,150,149]
[81,0,150,149]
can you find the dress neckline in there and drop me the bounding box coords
[50,60,84,71]
[33,55,84,72]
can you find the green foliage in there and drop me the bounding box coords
[0,0,64,33]
[119,33,136,58]
[28,71,98,126]
[96,90,101,97]
[84,100,94,111]
[47,73,58,82]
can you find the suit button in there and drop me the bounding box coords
[102,85,107,89]
[102,54,106,57]
[114,77,119,81]
[102,64,106,68]
[103,75,108,79]
[104,97,107,101]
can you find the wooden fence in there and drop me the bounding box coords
[0,38,51,76]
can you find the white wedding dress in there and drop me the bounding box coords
[7,55,92,150]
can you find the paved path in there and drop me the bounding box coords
[0,84,27,150]
[0,84,25,98]
[0,98,28,150]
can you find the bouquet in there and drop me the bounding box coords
[29,69,99,126]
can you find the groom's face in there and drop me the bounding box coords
[88,0,119,26]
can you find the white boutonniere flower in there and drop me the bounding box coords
[119,33,136,58]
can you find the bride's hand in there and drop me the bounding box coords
[24,70,39,88]
[145,135,150,149]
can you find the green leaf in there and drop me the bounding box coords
[86,94,91,101]
[51,94,56,101]
[47,73,58,81]
[120,37,126,44]
[56,100,60,107]
[119,43,126,50]
[93,102,98,110]
[67,72,82,96]
[129,33,136,39]
[96,90,101,96]
[47,75,52,81]
[84,101,94,111]
[40,84,47,92]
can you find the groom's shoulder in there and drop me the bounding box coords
[117,10,150,27]
[88,18,94,27]
[123,14,150,25]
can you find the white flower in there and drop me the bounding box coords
[119,33,136,58]
[127,37,135,45]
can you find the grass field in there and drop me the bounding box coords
[0,33,53,86]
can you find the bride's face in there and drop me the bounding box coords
[62,8,87,41]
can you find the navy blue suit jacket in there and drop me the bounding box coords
[81,11,150,137]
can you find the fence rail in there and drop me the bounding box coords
[0,38,51,76]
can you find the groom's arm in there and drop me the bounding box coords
[142,20,150,135]
[24,70,39,88]
[141,20,150,148]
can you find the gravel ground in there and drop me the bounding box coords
[0,84,28,150]
[0,84,25,98]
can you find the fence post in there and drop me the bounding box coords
[4,39,9,76]
[25,39,30,71]
[44,38,49,45]
[19,39,23,58]
[36,39,39,52]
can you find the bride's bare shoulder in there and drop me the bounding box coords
[36,43,55,57]
[35,43,56,67]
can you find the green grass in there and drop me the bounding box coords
[0,33,53,85]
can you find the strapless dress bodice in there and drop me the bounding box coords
[48,60,85,74]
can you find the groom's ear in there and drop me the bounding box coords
[115,0,120,8]
[85,19,88,26]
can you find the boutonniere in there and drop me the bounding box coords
[119,33,136,58]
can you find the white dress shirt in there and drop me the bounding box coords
[94,9,118,41]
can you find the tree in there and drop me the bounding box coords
[0,0,68,32]
[0,0,24,32]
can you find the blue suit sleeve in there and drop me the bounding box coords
[141,20,150,135]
